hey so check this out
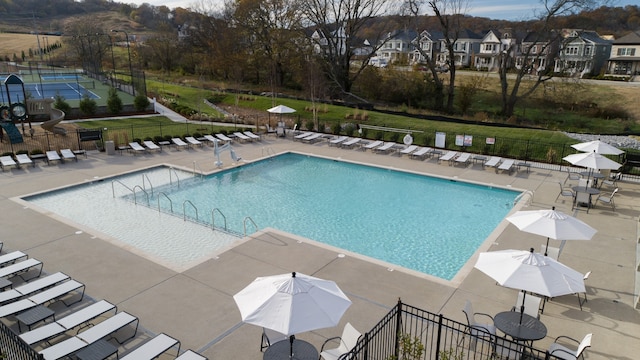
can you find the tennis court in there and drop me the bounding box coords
[0,81,99,101]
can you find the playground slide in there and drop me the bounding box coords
[41,108,66,135]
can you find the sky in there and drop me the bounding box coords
[124,0,637,21]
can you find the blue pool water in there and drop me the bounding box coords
[152,153,518,279]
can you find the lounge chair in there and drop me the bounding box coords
[341,137,361,148]
[411,147,432,160]
[302,132,323,143]
[203,135,219,145]
[0,155,17,171]
[362,140,384,151]
[120,333,180,360]
[171,138,189,149]
[294,131,314,140]
[60,149,77,162]
[176,350,208,359]
[328,136,349,147]
[129,142,146,154]
[38,311,139,360]
[0,279,85,318]
[0,258,43,280]
[233,132,251,142]
[0,250,28,267]
[16,154,34,167]
[374,142,396,154]
[185,136,203,147]
[511,291,542,319]
[498,159,515,173]
[454,152,471,165]
[20,299,116,345]
[261,328,288,352]
[143,140,161,152]
[399,145,418,156]
[547,333,592,360]
[215,133,233,143]
[46,151,61,165]
[439,150,458,163]
[319,322,362,360]
[0,272,70,305]
[244,131,261,140]
[484,156,501,168]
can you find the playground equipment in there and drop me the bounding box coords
[29,98,66,135]
[213,139,241,167]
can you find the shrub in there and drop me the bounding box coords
[16,149,29,155]
[1,152,13,157]
[331,122,342,135]
[107,88,123,114]
[134,94,151,112]
[344,123,356,136]
[30,149,43,155]
[79,94,97,116]
[53,93,71,114]
[305,119,315,131]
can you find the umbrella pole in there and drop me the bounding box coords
[520,291,526,324]
[289,334,295,358]
[545,237,550,256]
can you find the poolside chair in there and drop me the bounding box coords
[38,311,139,360]
[600,172,621,189]
[547,333,592,360]
[244,131,261,140]
[595,187,618,211]
[399,144,418,156]
[120,333,180,360]
[0,155,17,171]
[576,271,591,310]
[555,182,575,202]
[564,169,582,185]
[293,131,314,140]
[0,258,43,280]
[0,271,70,305]
[171,138,189,149]
[329,136,349,147]
[541,244,561,261]
[60,149,77,162]
[374,142,396,154]
[493,336,524,360]
[233,132,251,142]
[0,250,28,267]
[215,133,233,143]
[455,152,471,165]
[261,327,288,352]
[411,147,433,160]
[20,299,116,345]
[0,279,85,318]
[185,136,203,147]
[129,142,146,154]
[203,135,219,145]
[572,190,592,213]
[362,140,384,151]
[46,151,61,165]
[511,291,542,319]
[319,322,362,360]
[498,159,515,173]
[16,154,34,167]
[439,150,458,164]
[462,300,496,349]
[175,350,208,359]
[341,137,362,148]
[143,140,161,152]
[484,156,501,168]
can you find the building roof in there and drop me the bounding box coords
[613,30,640,45]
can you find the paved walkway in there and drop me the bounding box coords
[0,133,639,359]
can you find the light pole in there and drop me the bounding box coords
[111,29,133,91]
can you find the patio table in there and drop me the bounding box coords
[494,311,547,343]
[263,339,318,360]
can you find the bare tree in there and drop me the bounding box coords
[498,0,601,117]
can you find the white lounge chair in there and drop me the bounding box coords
[375,142,396,154]
[498,159,515,173]
[302,133,323,143]
[176,350,208,359]
[46,151,61,165]
[16,154,34,167]
[0,155,17,171]
[171,138,189,149]
[203,135,219,145]
[363,140,384,151]
[185,136,203,147]
[341,137,361,148]
[294,131,314,140]
[439,151,458,163]
[0,280,85,318]
[411,147,432,159]
[455,152,471,165]
[243,131,261,140]
[120,333,180,360]
[129,142,146,154]
[0,250,28,267]
[39,311,139,360]
[484,156,501,168]
[215,133,233,142]
[60,149,77,162]
[0,258,42,280]
[319,322,362,360]
[233,132,251,142]
[0,271,69,305]
[143,140,161,152]
[20,299,116,345]
[329,136,348,146]
[400,145,418,156]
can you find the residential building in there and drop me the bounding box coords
[554,29,612,77]
[474,29,518,71]
[516,31,559,75]
[374,29,417,66]
[607,30,640,76]
[409,30,444,65]
[435,29,482,68]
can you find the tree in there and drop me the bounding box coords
[301,0,394,98]
[79,94,97,116]
[497,0,602,117]
[107,88,123,114]
[142,23,181,75]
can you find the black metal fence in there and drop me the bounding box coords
[0,321,43,360]
[344,300,566,360]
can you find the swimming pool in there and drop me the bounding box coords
[25,153,518,279]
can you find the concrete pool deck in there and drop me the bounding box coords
[1,133,639,359]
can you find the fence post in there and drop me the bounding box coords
[130,124,134,141]
[394,298,402,360]
[435,314,443,360]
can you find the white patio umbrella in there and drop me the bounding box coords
[234,272,351,357]
[267,105,296,128]
[474,248,585,323]
[571,140,624,155]
[563,150,622,189]
[506,206,596,256]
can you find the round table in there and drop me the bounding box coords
[494,311,547,342]
[572,186,600,195]
[263,339,318,360]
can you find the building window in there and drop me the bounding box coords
[484,44,494,51]
[617,48,636,56]
[584,46,592,56]
[565,46,579,55]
